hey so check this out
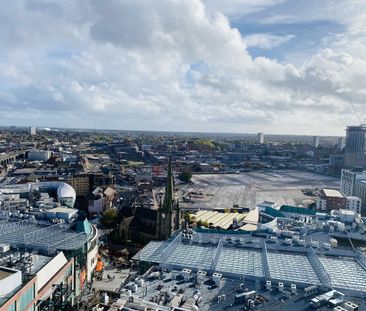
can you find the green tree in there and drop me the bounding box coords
[178,171,192,183]
[101,208,119,227]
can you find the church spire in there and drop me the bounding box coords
[162,155,174,213]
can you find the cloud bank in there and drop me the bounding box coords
[0,0,366,135]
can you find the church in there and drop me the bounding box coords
[118,156,181,244]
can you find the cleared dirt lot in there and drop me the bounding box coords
[181,170,340,210]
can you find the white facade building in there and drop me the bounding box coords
[316,197,327,211]
[0,267,22,298]
[340,168,366,196]
[28,150,51,162]
[30,126,37,135]
[257,132,264,144]
[337,137,345,150]
[354,180,366,216]
[346,196,362,214]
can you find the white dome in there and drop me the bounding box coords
[57,183,76,202]
[37,181,76,208]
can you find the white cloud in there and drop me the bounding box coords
[204,0,285,17]
[0,0,365,134]
[245,33,295,49]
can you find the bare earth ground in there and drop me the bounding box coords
[180,170,340,210]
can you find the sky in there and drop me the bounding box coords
[1,0,366,135]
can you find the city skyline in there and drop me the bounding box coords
[1,123,350,139]
[1,1,366,135]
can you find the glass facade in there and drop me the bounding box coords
[19,285,35,311]
[6,302,16,311]
[345,125,366,168]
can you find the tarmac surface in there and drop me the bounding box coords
[181,170,340,210]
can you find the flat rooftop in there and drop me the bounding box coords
[323,188,344,198]
[135,230,366,295]
[122,269,366,311]
[45,207,78,214]
[93,268,130,293]
[0,267,15,281]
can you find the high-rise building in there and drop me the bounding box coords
[354,180,366,216]
[30,126,36,135]
[257,132,264,144]
[328,154,344,177]
[312,136,319,148]
[340,168,366,196]
[344,125,366,168]
[337,137,345,150]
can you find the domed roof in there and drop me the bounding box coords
[57,182,76,201]
[34,181,77,208]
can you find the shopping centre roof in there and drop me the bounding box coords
[135,230,366,295]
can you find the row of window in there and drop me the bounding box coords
[6,284,35,311]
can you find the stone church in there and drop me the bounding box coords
[118,156,181,243]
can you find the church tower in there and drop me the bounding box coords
[158,155,180,240]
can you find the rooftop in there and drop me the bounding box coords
[191,211,247,229]
[279,205,316,215]
[0,267,15,281]
[45,207,78,214]
[323,188,345,198]
[134,229,366,295]
[120,267,366,311]
[0,216,94,255]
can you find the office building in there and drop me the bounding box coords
[30,126,37,135]
[27,150,51,162]
[345,196,362,214]
[70,174,90,197]
[354,180,366,216]
[337,137,345,150]
[257,132,264,144]
[316,189,346,212]
[0,252,75,311]
[340,168,366,196]
[344,125,366,168]
[312,136,319,148]
[69,173,115,197]
[328,155,344,177]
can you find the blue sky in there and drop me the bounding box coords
[234,19,345,62]
[0,0,365,135]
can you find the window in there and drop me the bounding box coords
[6,302,16,311]
[19,285,35,311]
